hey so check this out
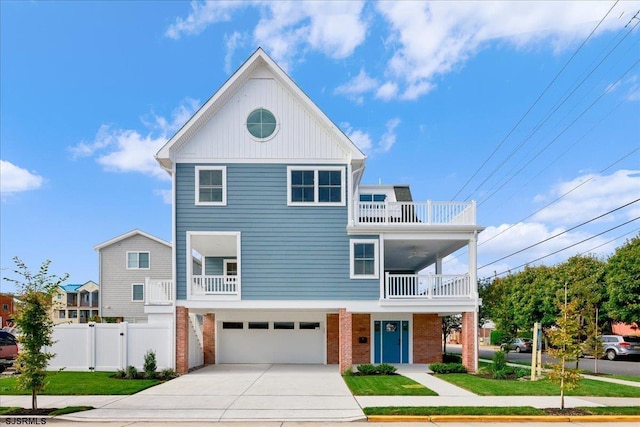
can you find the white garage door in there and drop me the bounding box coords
[218,320,325,364]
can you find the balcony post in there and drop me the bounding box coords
[468,231,478,298]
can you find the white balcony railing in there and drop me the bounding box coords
[145,278,173,305]
[191,275,239,296]
[356,201,475,225]
[384,273,472,299]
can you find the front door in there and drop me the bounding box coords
[374,320,409,363]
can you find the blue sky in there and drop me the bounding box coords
[1,1,639,293]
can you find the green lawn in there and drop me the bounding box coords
[0,371,160,395]
[343,375,438,396]
[364,406,640,416]
[593,373,640,383]
[436,374,640,397]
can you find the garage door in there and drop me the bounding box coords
[218,320,325,364]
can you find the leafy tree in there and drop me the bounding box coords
[442,315,461,355]
[604,234,640,324]
[3,257,69,409]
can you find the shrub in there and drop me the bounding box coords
[356,363,378,375]
[377,363,397,375]
[490,330,508,346]
[493,349,507,371]
[429,363,467,374]
[143,350,157,379]
[125,365,139,380]
[113,369,126,379]
[342,367,354,377]
[157,368,178,381]
[443,353,462,363]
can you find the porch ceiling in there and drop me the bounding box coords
[191,234,237,256]
[384,239,468,271]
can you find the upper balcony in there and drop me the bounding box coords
[355,200,476,227]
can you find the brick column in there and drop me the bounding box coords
[203,313,215,365]
[176,306,189,374]
[326,313,339,364]
[413,313,442,363]
[352,314,370,364]
[338,308,352,374]
[461,311,478,373]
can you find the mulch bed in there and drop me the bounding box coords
[542,408,592,416]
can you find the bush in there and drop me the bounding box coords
[377,363,397,375]
[356,363,378,375]
[125,365,139,380]
[342,367,354,377]
[113,369,126,379]
[429,363,467,374]
[157,368,178,381]
[493,349,507,371]
[143,350,157,379]
[443,353,462,363]
[490,330,508,346]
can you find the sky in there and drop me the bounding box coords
[1,0,639,294]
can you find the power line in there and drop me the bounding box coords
[576,227,640,257]
[486,216,640,277]
[450,0,620,201]
[478,198,639,269]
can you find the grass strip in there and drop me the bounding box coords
[48,406,94,416]
[436,374,640,397]
[0,407,22,415]
[343,375,438,396]
[0,371,160,395]
[364,406,544,416]
[579,406,640,415]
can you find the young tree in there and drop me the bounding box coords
[3,257,69,410]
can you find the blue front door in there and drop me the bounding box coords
[374,320,409,363]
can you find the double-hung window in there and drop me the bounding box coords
[127,252,150,269]
[196,166,227,205]
[132,283,144,302]
[350,239,379,279]
[287,167,344,205]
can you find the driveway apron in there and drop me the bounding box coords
[66,364,365,422]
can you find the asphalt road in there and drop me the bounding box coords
[447,344,640,377]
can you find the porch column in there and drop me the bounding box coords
[338,308,352,374]
[203,313,215,365]
[176,306,189,374]
[468,232,478,296]
[435,257,442,275]
[461,311,478,373]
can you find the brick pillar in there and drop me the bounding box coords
[338,308,352,374]
[461,311,477,373]
[176,306,189,374]
[413,313,442,363]
[352,314,371,364]
[326,313,339,364]
[203,313,215,365]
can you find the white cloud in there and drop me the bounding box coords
[69,100,199,181]
[154,189,173,204]
[342,118,401,154]
[334,69,379,104]
[532,170,640,225]
[165,0,244,39]
[378,118,400,152]
[375,81,398,101]
[0,160,44,194]
[342,122,372,152]
[224,31,246,74]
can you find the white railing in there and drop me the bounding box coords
[385,273,472,299]
[356,201,476,225]
[145,278,173,305]
[191,275,238,296]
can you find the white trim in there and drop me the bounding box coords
[286,166,346,206]
[131,283,144,302]
[195,166,227,206]
[126,251,150,270]
[350,239,379,279]
[94,229,171,251]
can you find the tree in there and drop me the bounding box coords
[605,234,640,324]
[3,257,69,410]
[442,315,461,355]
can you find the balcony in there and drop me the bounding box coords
[383,273,473,300]
[356,201,476,226]
[145,278,174,305]
[191,275,239,297]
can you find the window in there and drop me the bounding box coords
[222,322,244,329]
[2,304,8,311]
[132,283,144,302]
[224,260,238,276]
[58,310,66,319]
[196,166,227,206]
[69,310,78,319]
[274,322,295,329]
[350,239,379,279]
[299,322,320,330]
[127,252,150,269]
[287,167,344,205]
[248,322,269,329]
[246,108,277,139]
[359,194,387,202]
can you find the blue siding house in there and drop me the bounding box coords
[152,48,483,373]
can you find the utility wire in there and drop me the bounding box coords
[576,227,640,257]
[486,216,640,276]
[478,199,639,269]
[450,0,620,200]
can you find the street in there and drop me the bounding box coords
[448,344,640,377]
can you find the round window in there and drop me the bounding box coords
[247,108,277,139]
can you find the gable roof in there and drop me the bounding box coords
[156,47,366,172]
[94,229,171,251]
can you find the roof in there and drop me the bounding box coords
[393,186,414,202]
[94,229,171,251]
[155,47,366,172]
[60,284,82,292]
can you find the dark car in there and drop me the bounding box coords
[0,331,18,373]
[500,337,533,353]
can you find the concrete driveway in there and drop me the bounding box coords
[66,364,365,422]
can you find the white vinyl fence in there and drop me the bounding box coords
[47,322,173,371]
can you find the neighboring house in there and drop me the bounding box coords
[94,230,172,323]
[51,281,100,324]
[0,294,16,327]
[151,48,483,373]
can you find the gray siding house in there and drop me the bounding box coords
[151,48,483,373]
[95,230,172,323]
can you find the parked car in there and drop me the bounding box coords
[600,335,640,361]
[0,330,18,373]
[500,337,533,353]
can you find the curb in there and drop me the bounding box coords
[367,415,640,423]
